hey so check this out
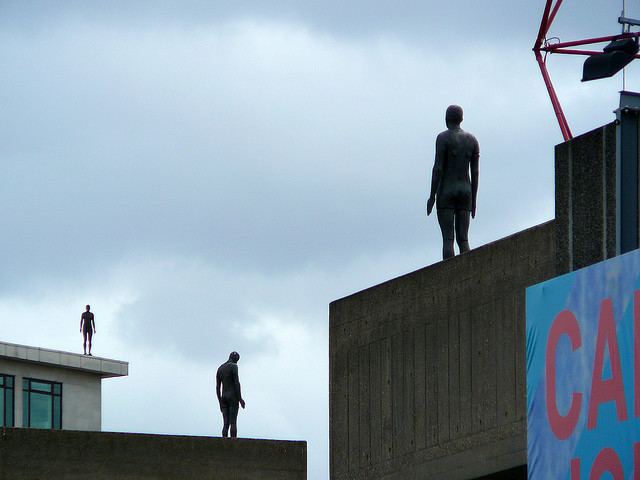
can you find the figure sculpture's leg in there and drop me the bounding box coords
[83,331,87,354]
[221,407,230,437]
[437,209,455,259]
[87,330,93,355]
[455,209,471,254]
[229,405,239,438]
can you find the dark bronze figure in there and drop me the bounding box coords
[80,304,96,356]
[216,351,246,438]
[427,105,479,259]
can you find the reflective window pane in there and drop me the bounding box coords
[0,387,4,427]
[29,392,52,429]
[23,379,28,390]
[6,387,13,427]
[22,379,61,429]
[53,396,61,429]
[0,376,3,386]
[6,377,13,388]
[30,381,52,393]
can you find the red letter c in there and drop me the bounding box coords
[546,309,582,440]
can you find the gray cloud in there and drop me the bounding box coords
[0,0,626,42]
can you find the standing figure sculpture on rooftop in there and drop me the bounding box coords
[427,105,479,260]
[216,351,246,438]
[80,304,96,356]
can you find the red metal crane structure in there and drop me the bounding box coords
[533,0,640,141]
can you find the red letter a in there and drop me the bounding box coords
[588,298,628,430]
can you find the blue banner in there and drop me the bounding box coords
[527,249,640,479]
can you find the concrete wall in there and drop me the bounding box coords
[555,122,617,274]
[0,359,101,431]
[0,429,307,480]
[329,222,556,480]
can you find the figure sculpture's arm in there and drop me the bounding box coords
[233,365,245,409]
[92,315,96,334]
[427,134,445,216]
[80,314,83,333]
[216,372,223,408]
[470,139,479,218]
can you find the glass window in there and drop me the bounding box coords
[0,374,15,427]
[22,378,62,429]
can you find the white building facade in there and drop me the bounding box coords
[0,341,127,431]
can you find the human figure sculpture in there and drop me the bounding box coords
[80,304,96,355]
[216,351,246,438]
[427,105,479,259]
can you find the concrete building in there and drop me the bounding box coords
[329,123,618,479]
[0,340,128,431]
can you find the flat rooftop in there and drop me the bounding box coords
[0,340,128,378]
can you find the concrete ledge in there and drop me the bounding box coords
[0,341,128,378]
[0,429,307,480]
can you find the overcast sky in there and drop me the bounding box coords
[1,1,638,478]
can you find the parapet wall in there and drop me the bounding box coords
[0,429,307,480]
[329,222,556,480]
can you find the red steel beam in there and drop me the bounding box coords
[534,0,573,140]
[547,0,564,31]
[535,50,573,141]
[547,48,640,59]
[541,32,640,50]
[534,0,554,51]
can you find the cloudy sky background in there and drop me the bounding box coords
[1,1,639,477]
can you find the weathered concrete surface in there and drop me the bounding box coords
[555,122,617,274]
[0,428,307,480]
[329,222,556,480]
[0,341,129,378]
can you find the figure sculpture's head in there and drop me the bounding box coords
[229,351,240,363]
[86,304,91,312]
[445,105,463,129]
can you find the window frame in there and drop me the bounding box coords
[0,374,15,427]
[22,377,62,429]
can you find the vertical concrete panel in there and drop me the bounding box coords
[496,295,517,425]
[485,300,498,431]
[472,302,496,433]
[425,318,439,446]
[329,311,350,479]
[437,309,450,443]
[347,350,359,473]
[458,308,472,437]
[604,123,617,258]
[369,341,382,465]
[414,323,426,451]
[514,291,526,421]
[402,328,415,453]
[381,337,393,461]
[555,141,572,274]
[555,122,618,272]
[571,127,604,270]
[358,345,371,468]
[391,333,404,456]
[448,310,461,438]
[358,345,371,467]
